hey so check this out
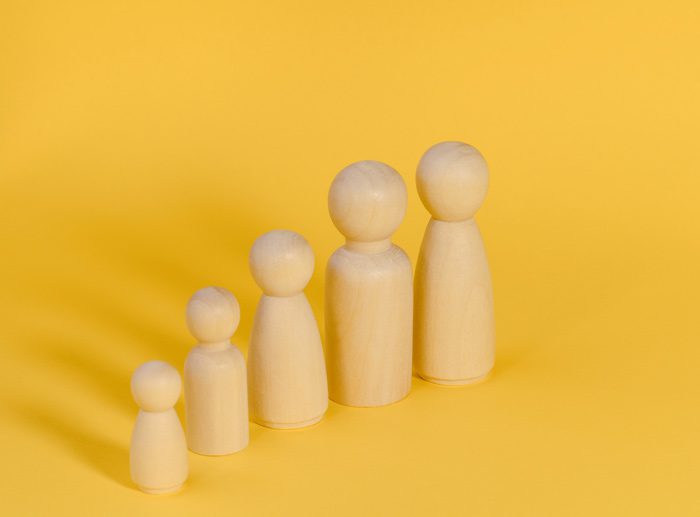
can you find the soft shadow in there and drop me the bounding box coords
[11,192,280,489]
[248,422,268,443]
[40,340,133,416]
[11,401,131,489]
[322,400,343,422]
[492,343,532,377]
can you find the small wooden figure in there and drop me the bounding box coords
[247,230,328,429]
[184,286,249,455]
[326,160,413,407]
[129,360,188,494]
[413,141,495,385]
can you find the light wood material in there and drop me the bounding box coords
[247,230,328,429]
[130,361,188,495]
[184,287,249,455]
[414,141,495,385]
[326,160,413,407]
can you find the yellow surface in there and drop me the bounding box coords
[1,1,699,515]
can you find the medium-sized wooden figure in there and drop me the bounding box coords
[184,286,249,455]
[130,360,188,494]
[413,141,495,385]
[326,160,413,407]
[247,230,328,429]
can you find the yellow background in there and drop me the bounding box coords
[1,1,699,515]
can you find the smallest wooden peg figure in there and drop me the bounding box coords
[248,230,328,429]
[130,360,188,495]
[184,287,249,455]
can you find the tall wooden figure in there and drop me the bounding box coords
[326,160,413,407]
[414,141,495,385]
[184,286,249,455]
[248,230,328,429]
[130,360,188,494]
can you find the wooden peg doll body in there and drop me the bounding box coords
[184,287,249,455]
[247,230,328,429]
[326,160,413,407]
[413,142,495,385]
[130,360,188,494]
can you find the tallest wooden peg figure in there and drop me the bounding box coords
[326,160,413,407]
[414,142,495,385]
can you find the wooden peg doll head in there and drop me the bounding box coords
[416,142,489,222]
[328,160,407,249]
[131,360,182,412]
[249,230,315,297]
[186,287,240,346]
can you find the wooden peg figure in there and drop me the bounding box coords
[413,142,495,385]
[184,287,249,455]
[326,160,413,407]
[130,360,188,494]
[247,230,328,429]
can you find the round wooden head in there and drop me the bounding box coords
[131,360,181,412]
[186,286,240,344]
[249,230,315,297]
[416,141,489,222]
[328,160,407,243]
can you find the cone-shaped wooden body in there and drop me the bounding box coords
[413,142,495,384]
[129,361,188,494]
[248,230,328,428]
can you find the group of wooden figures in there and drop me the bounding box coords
[129,141,495,494]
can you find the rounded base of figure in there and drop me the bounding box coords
[187,441,248,456]
[329,388,410,408]
[417,370,492,386]
[254,413,325,430]
[138,483,184,495]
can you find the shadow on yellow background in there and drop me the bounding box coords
[1,0,699,515]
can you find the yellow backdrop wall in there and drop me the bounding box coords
[1,1,698,515]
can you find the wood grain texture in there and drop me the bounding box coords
[129,361,188,494]
[413,142,495,385]
[184,287,249,455]
[326,160,413,407]
[414,219,495,383]
[248,230,328,429]
[326,245,413,406]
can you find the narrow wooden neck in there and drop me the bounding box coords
[432,216,476,225]
[344,238,392,253]
[198,340,230,351]
[262,291,304,299]
[140,407,173,415]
